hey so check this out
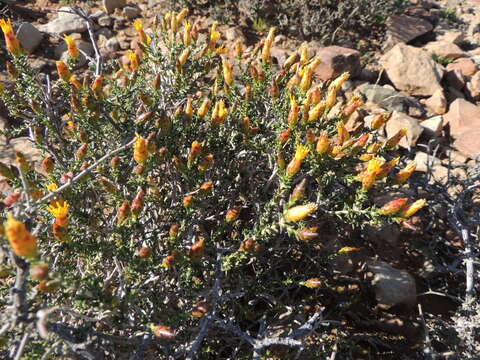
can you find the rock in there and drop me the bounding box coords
[380,43,444,96]
[414,151,442,172]
[103,0,127,14]
[420,116,443,137]
[359,84,409,112]
[16,23,43,54]
[436,29,466,45]
[368,261,417,309]
[424,89,447,114]
[424,41,464,59]
[225,27,244,42]
[385,111,423,149]
[385,15,433,47]
[466,71,480,100]
[0,137,42,170]
[95,27,113,39]
[453,130,480,159]
[446,58,478,77]
[443,99,480,138]
[148,0,157,7]
[122,6,141,19]
[55,40,93,67]
[98,16,113,27]
[270,47,290,68]
[38,7,88,35]
[314,46,361,81]
[445,68,465,90]
[365,223,400,246]
[105,37,120,52]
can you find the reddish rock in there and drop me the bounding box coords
[385,15,433,47]
[453,130,480,159]
[314,46,361,81]
[424,89,447,115]
[443,99,480,138]
[446,58,478,77]
[424,41,465,59]
[466,71,480,100]
[380,43,444,96]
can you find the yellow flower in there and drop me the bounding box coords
[4,213,37,258]
[316,132,330,154]
[133,134,149,165]
[127,50,139,70]
[222,58,233,87]
[183,21,191,45]
[209,23,221,50]
[211,100,228,125]
[287,95,299,128]
[308,101,326,123]
[261,27,275,63]
[384,127,407,149]
[379,198,408,215]
[0,19,21,56]
[46,183,58,192]
[284,203,317,222]
[395,161,416,184]
[64,35,79,59]
[48,199,69,220]
[133,19,151,45]
[286,145,310,177]
[197,98,211,118]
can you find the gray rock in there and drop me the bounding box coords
[38,7,88,35]
[122,6,141,19]
[105,37,120,52]
[385,111,423,149]
[366,223,400,246]
[16,23,43,54]
[368,260,417,309]
[359,84,409,112]
[98,16,113,27]
[148,0,157,7]
[103,0,127,14]
[414,151,442,172]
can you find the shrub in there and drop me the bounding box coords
[169,0,405,43]
[0,10,425,359]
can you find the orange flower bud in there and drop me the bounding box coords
[41,156,54,174]
[287,96,299,128]
[302,278,322,288]
[379,198,408,215]
[384,127,407,149]
[398,199,426,218]
[290,178,308,203]
[153,325,176,339]
[283,51,299,69]
[133,134,149,165]
[131,188,145,217]
[337,122,350,144]
[225,206,241,223]
[76,144,88,160]
[185,97,194,119]
[178,48,190,67]
[0,19,21,56]
[117,200,131,225]
[183,21,191,45]
[286,145,309,177]
[284,203,317,222]
[4,213,37,258]
[52,221,69,242]
[351,134,370,152]
[342,96,362,120]
[69,76,82,90]
[161,255,175,268]
[261,27,275,63]
[361,171,377,191]
[56,61,71,82]
[297,228,319,241]
[198,154,214,172]
[239,238,259,252]
[135,111,154,125]
[211,100,228,125]
[64,35,79,59]
[91,75,104,97]
[183,195,193,208]
[138,246,151,258]
[169,223,179,240]
[244,83,252,101]
[99,176,117,194]
[30,263,49,281]
[191,300,209,317]
[278,129,291,143]
[222,58,233,87]
[310,86,322,105]
[189,238,205,260]
[197,98,211,118]
[299,66,313,92]
[188,141,202,164]
[199,181,213,194]
[133,19,151,45]
[395,161,416,184]
[307,101,326,123]
[277,151,286,170]
[316,132,330,154]
[371,112,391,130]
[234,39,243,58]
[338,246,360,254]
[15,151,29,173]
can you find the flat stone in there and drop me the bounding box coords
[103,0,127,14]
[443,98,480,138]
[414,151,442,172]
[16,23,43,54]
[453,130,480,159]
[380,43,444,96]
[359,84,409,112]
[315,46,361,81]
[385,15,433,46]
[424,89,447,115]
[424,41,465,59]
[38,7,88,35]
[385,111,423,149]
[98,16,113,27]
[446,58,478,77]
[436,29,466,45]
[122,6,141,19]
[420,116,443,137]
[368,260,417,309]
